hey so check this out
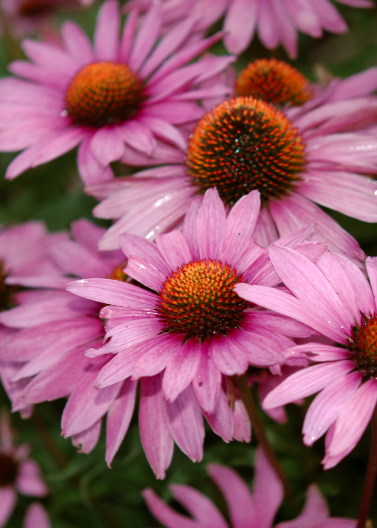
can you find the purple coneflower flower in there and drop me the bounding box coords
[0,219,133,460]
[235,247,377,469]
[143,447,356,528]
[0,218,255,477]
[66,188,320,476]
[0,409,48,528]
[0,221,67,418]
[0,0,232,184]
[125,0,373,58]
[89,61,377,262]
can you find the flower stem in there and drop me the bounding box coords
[32,407,67,470]
[357,404,377,528]
[232,374,292,498]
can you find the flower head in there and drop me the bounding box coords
[235,248,377,469]
[0,221,67,418]
[0,0,232,184]
[89,64,377,262]
[66,188,320,476]
[0,409,48,528]
[143,447,356,528]
[235,58,313,107]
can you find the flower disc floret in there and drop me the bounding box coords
[158,259,247,342]
[186,97,306,205]
[349,314,377,380]
[65,62,144,128]
[0,453,18,487]
[236,58,313,107]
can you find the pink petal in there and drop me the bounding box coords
[203,389,233,442]
[62,371,122,437]
[275,485,329,528]
[224,0,257,53]
[23,346,91,403]
[90,127,125,167]
[192,348,221,414]
[139,18,195,79]
[263,361,355,409]
[366,257,377,307]
[196,188,226,261]
[106,379,137,467]
[303,371,361,445]
[139,375,174,479]
[156,230,192,270]
[221,191,260,267]
[66,278,158,308]
[21,39,78,80]
[125,256,165,291]
[181,196,202,260]
[94,0,120,61]
[164,385,204,462]
[119,9,138,64]
[298,170,377,223]
[78,132,114,185]
[16,460,48,497]
[117,120,156,155]
[72,420,101,454]
[61,21,94,65]
[257,0,280,49]
[254,447,284,528]
[94,339,163,386]
[328,379,377,457]
[142,488,197,528]
[0,486,16,528]
[137,115,185,149]
[171,484,228,528]
[269,193,365,263]
[209,334,249,376]
[163,342,201,402]
[317,252,376,323]
[208,463,256,528]
[268,246,350,331]
[24,503,51,528]
[120,233,170,275]
[129,4,162,72]
[235,284,346,343]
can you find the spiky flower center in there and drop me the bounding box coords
[186,97,306,205]
[65,62,144,128]
[158,259,247,342]
[0,261,18,312]
[236,58,313,107]
[349,314,377,380]
[0,453,18,487]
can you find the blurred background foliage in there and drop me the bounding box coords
[0,1,376,526]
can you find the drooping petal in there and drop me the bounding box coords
[253,447,283,528]
[208,463,256,528]
[139,375,174,479]
[164,385,204,462]
[106,379,137,467]
[142,488,198,528]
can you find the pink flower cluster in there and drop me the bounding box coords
[0,0,376,525]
